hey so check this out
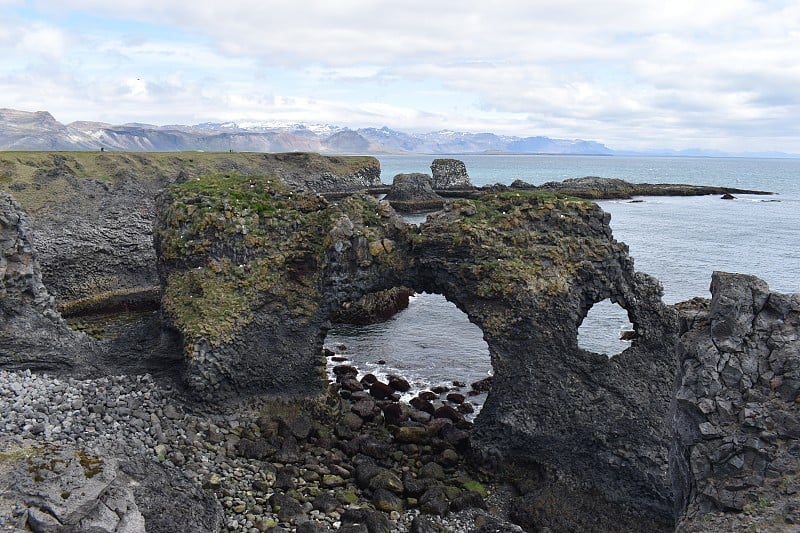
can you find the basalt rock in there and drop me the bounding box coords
[333,286,415,325]
[1,442,223,533]
[0,151,381,311]
[155,173,411,400]
[156,181,677,529]
[672,272,800,532]
[430,158,472,189]
[413,194,678,531]
[532,176,773,200]
[0,192,91,372]
[383,173,444,212]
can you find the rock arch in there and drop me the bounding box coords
[154,176,677,529]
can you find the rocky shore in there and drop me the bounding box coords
[0,365,523,533]
[2,152,797,532]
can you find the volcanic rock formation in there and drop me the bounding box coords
[155,178,677,529]
[430,158,472,189]
[383,173,445,212]
[672,272,800,531]
[0,192,90,371]
[0,152,380,312]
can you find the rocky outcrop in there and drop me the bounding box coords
[156,180,677,529]
[333,286,415,325]
[672,272,800,531]
[1,441,223,532]
[529,176,773,199]
[383,173,445,212]
[0,192,90,372]
[0,152,381,310]
[412,194,678,531]
[430,158,471,189]
[155,173,411,399]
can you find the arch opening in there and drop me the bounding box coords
[577,299,635,357]
[324,291,492,416]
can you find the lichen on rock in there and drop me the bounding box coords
[155,172,410,399]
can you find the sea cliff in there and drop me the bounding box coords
[0,153,796,532]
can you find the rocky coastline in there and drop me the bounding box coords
[1,152,797,532]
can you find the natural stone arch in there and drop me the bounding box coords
[154,177,677,530]
[577,298,635,357]
[325,290,491,403]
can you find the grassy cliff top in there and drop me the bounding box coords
[0,151,379,212]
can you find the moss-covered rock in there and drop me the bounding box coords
[155,180,676,529]
[155,172,410,399]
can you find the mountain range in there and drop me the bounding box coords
[1,108,796,158]
[0,108,613,155]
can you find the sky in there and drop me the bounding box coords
[1,0,799,152]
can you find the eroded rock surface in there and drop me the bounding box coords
[412,194,678,531]
[672,272,800,531]
[155,173,410,399]
[156,180,677,529]
[383,173,444,212]
[0,152,380,310]
[1,442,222,533]
[430,158,471,189]
[0,192,89,371]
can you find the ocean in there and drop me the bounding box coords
[325,155,800,405]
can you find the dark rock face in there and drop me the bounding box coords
[531,176,773,199]
[672,272,800,531]
[413,195,677,531]
[383,173,444,212]
[155,174,410,399]
[156,183,677,528]
[0,192,90,371]
[430,159,471,189]
[333,286,415,325]
[0,152,381,311]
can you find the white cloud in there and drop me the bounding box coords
[1,1,799,151]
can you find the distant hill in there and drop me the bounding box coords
[3,108,796,158]
[0,108,613,155]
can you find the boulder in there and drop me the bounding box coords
[1,442,222,533]
[430,158,472,189]
[383,173,444,212]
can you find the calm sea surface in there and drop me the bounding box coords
[325,155,800,403]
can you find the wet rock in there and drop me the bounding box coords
[445,392,465,404]
[433,405,463,423]
[410,397,436,415]
[470,376,493,393]
[369,381,396,400]
[388,376,411,393]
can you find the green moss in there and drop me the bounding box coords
[76,450,103,479]
[462,479,488,496]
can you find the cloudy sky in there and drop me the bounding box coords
[2,0,799,152]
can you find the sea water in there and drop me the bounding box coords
[325,155,800,402]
